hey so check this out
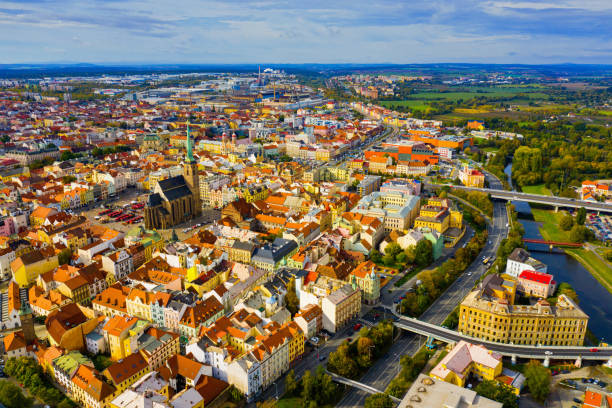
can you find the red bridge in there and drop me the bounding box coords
[523,238,583,247]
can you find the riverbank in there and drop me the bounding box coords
[529,207,612,294]
[530,207,570,242]
[565,248,612,294]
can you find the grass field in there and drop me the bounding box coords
[379,100,429,110]
[530,208,571,242]
[566,248,612,294]
[521,184,552,196]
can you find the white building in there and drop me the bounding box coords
[505,248,547,278]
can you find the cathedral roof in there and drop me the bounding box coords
[158,175,193,201]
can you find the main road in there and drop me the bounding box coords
[335,170,510,407]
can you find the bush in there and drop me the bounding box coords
[559,215,574,231]
[364,393,394,408]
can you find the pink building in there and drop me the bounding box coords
[517,270,557,298]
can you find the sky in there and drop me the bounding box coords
[0,0,610,64]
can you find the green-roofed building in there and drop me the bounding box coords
[52,351,94,392]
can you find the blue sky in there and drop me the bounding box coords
[0,0,610,64]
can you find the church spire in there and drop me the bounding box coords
[186,121,195,163]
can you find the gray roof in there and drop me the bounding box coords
[158,175,193,201]
[251,238,297,264]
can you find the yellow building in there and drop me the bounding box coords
[315,149,331,162]
[228,241,255,264]
[11,249,59,287]
[103,352,151,394]
[458,275,588,346]
[240,185,269,203]
[126,288,153,321]
[459,166,485,188]
[285,321,304,362]
[430,341,503,387]
[71,364,116,408]
[57,276,91,305]
[103,315,149,361]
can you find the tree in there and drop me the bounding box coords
[301,370,314,402]
[370,249,382,264]
[58,248,72,266]
[384,242,402,258]
[364,393,393,408]
[62,175,77,185]
[475,380,518,408]
[559,214,574,231]
[414,239,433,267]
[524,361,551,403]
[327,342,359,379]
[605,250,612,262]
[0,381,33,408]
[382,253,395,267]
[285,278,299,316]
[569,225,589,243]
[285,369,298,396]
[576,207,587,225]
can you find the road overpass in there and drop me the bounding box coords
[389,311,612,364]
[425,183,612,213]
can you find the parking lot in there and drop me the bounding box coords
[78,189,220,238]
[586,212,612,242]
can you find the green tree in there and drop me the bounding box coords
[384,242,402,258]
[228,385,243,402]
[569,225,589,243]
[414,239,433,267]
[370,249,382,264]
[301,370,314,402]
[285,278,299,316]
[382,253,395,267]
[475,380,518,408]
[364,393,393,408]
[285,369,298,396]
[524,361,551,403]
[605,250,612,262]
[62,175,77,185]
[559,214,574,231]
[0,380,33,408]
[58,248,72,266]
[576,207,587,225]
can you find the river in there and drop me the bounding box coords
[504,164,612,343]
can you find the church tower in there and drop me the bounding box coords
[19,304,36,344]
[184,122,202,217]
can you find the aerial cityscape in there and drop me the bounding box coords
[0,2,611,408]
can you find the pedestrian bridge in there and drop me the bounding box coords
[523,238,583,248]
[326,371,402,403]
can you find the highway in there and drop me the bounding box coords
[426,183,612,213]
[335,170,511,407]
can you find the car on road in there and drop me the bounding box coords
[590,347,599,352]
[573,398,582,404]
[544,351,553,355]
[318,355,326,361]
[353,323,362,331]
